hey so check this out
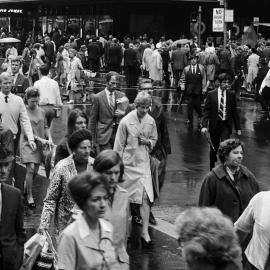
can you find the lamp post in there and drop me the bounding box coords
[198,5,202,47]
[223,0,227,46]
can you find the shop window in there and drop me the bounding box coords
[84,16,96,36]
[98,15,113,36]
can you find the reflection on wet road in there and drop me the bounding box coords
[22,86,270,270]
[50,98,270,225]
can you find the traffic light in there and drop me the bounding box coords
[190,12,198,23]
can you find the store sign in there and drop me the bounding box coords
[225,9,234,22]
[213,8,224,32]
[0,9,23,14]
[253,17,259,27]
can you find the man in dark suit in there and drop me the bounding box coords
[10,57,30,98]
[179,54,207,127]
[89,71,127,152]
[201,73,241,170]
[124,43,139,101]
[0,147,26,270]
[87,37,101,72]
[43,36,55,67]
[143,80,171,224]
[107,39,123,72]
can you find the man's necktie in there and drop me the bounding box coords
[219,91,225,120]
[5,96,8,103]
[109,92,115,110]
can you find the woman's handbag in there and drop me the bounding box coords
[33,231,57,270]
[20,233,47,270]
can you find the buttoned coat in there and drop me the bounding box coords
[58,214,121,270]
[180,64,207,95]
[171,48,188,71]
[114,110,157,204]
[0,184,26,270]
[40,155,94,234]
[202,89,241,133]
[105,185,129,269]
[89,89,126,145]
[198,164,259,222]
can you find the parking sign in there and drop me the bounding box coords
[213,8,224,32]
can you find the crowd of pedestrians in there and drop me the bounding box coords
[0,27,270,270]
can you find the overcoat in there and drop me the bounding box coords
[114,110,157,204]
[198,164,259,222]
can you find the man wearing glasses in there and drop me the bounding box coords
[201,73,241,170]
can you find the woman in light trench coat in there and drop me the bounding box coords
[114,91,158,246]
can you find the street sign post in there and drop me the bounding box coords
[253,17,259,34]
[213,8,224,32]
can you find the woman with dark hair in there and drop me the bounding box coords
[58,171,121,270]
[39,129,94,236]
[199,138,259,222]
[175,207,243,270]
[54,108,88,165]
[20,87,52,208]
[93,150,129,270]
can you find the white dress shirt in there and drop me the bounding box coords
[218,87,227,120]
[105,88,115,107]
[34,76,62,106]
[191,65,197,74]
[235,191,270,270]
[0,92,34,141]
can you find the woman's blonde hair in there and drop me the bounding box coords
[134,91,152,107]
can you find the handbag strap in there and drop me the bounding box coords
[65,141,72,155]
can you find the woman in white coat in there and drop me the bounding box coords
[149,48,163,83]
[114,91,157,247]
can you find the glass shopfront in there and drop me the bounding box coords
[39,14,113,37]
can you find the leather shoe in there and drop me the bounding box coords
[149,211,157,225]
[141,237,153,248]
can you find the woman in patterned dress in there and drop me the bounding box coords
[39,129,94,237]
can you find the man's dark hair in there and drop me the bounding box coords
[106,71,119,83]
[216,73,232,83]
[0,147,13,162]
[39,64,50,76]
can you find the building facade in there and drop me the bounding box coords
[1,0,267,42]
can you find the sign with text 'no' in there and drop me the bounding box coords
[213,8,224,32]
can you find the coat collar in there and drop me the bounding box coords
[65,154,94,171]
[129,109,153,125]
[212,164,250,180]
[77,213,113,249]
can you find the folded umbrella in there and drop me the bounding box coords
[203,131,216,152]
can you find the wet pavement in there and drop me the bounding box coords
[18,75,270,270]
